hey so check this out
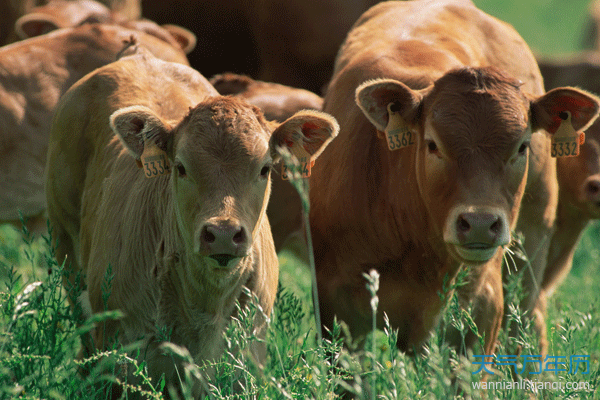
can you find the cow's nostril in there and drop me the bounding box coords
[490,218,502,234]
[586,181,600,195]
[232,228,245,244]
[201,227,216,244]
[457,216,471,233]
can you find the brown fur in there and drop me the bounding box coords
[13,0,196,53]
[45,51,338,395]
[307,0,600,356]
[0,23,190,233]
[0,0,141,45]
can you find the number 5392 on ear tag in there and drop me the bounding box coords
[282,142,314,180]
[385,102,415,151]
[551,111,585,158]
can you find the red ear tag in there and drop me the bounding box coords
[550,111,581,158]
[281,138,312,180]
[384,102,415,151]
[140,139,171,178]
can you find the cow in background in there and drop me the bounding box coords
[535,52,600,341]
[0,0,141,45]
[306,0,599,357]
[13,0,195,55]
[45,50,338,396]
[0,23,190,232]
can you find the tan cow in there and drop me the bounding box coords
[306,0,599,356]
[0,0,141,45]
[45,51,338,395]
[13,0,196,54]
[0,23,189,232]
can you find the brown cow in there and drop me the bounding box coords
[0,0,141,45]
[210,72,324,122]
[13,0,196,54]
[534,54,600,341]
[45,51,338,395]
[249,0,381,93]
[0,23,189,232]
[307,0,599,356]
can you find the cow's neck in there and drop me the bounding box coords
[156,207,254,359]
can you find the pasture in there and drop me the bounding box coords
[1,0,600,399]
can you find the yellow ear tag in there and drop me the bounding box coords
[140,138,170,178]
[551,111,583,158]
[384,102,415,151]
[281,140,313,180]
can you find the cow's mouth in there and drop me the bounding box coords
[454,243,498,263]
[208,254,239,268]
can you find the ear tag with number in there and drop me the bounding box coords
[384,103,415,151]
[551,111,584,158]
[281,139,314,180]
[140,138,170,178]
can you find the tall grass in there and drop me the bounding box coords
[1,197,599,399]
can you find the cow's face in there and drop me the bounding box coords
[356,67,599,264]
[110,97,338,269]
[557,120,600,219]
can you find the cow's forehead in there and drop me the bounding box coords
[424,68,530,154]
[175,97,271,161]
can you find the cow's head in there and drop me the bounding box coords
[557,119,600,219]
[356,66,599,264]
[110,97,338,269]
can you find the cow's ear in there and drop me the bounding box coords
[531,87,600,134]
[110,105,173,159]
[269,110,339,161]
[161,24,197,54]
[14,13,61,39]
[355,78,425,132]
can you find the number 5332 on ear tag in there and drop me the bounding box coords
[385,103,415,151]
[551,111,585,158]
[282,142,314,180]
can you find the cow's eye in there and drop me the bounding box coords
[175,162,187,178]
[260,164,272,178]
[427,140,438,153]
[518,141,530,155]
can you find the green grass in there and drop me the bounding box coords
[1,219,599,399]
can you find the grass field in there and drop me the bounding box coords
[2,1,600,399]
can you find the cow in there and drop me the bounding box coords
[45,50,338,396]
[540,119,600,312]
[534,53,600,344]
[305,0,600,357]
[13,0,196,55]
[249,0,381,93]
[209,72,324,123]
[0,22,190,233]
[0,0,141,45]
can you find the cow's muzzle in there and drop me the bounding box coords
[445,207,510,263]
[197,221,249,267]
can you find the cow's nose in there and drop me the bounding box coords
[200,223,247,256]
[456,212,505,246]
[584,177,600,202]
